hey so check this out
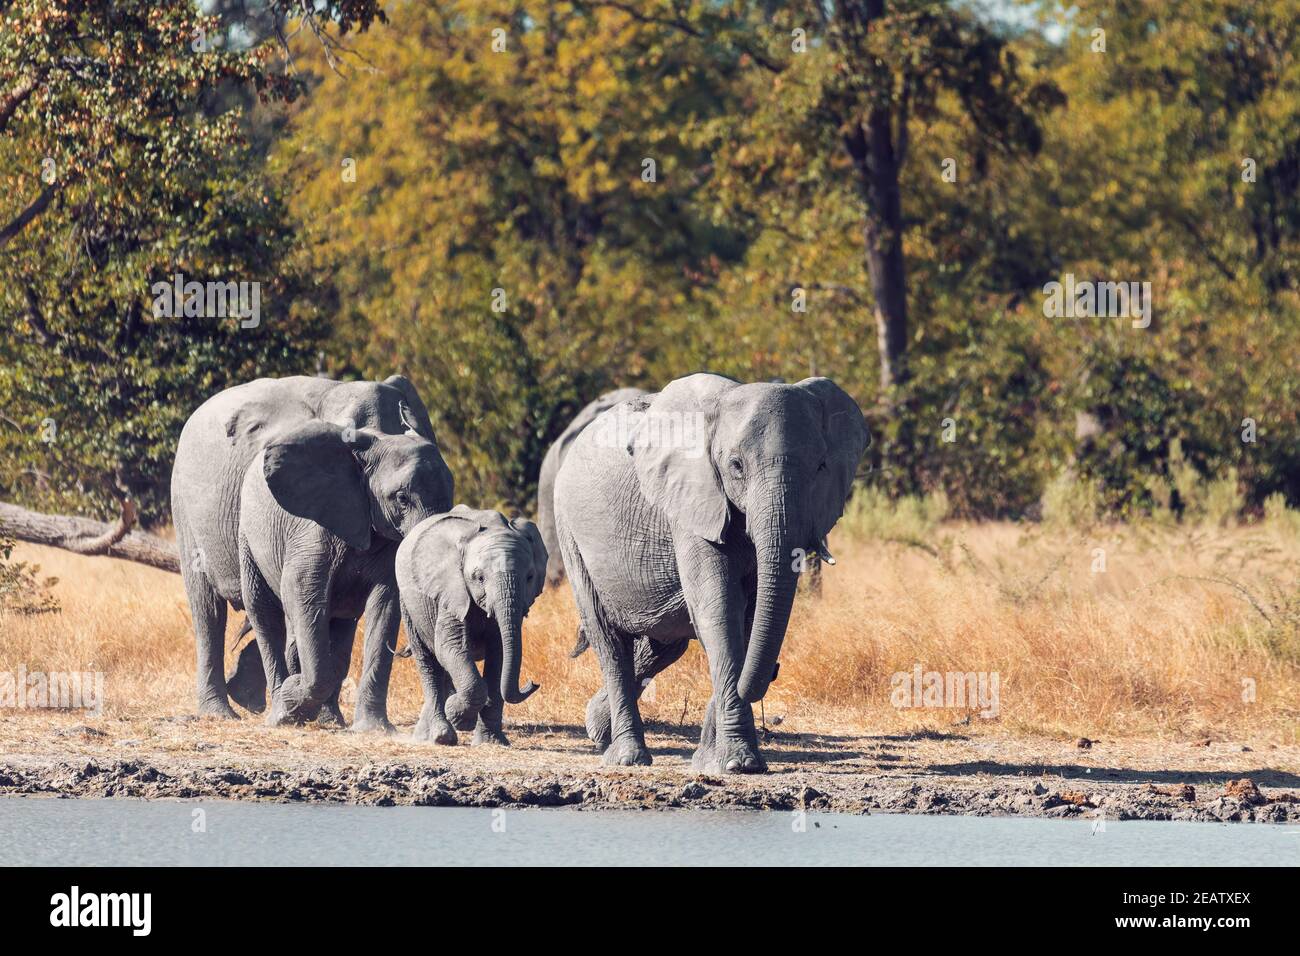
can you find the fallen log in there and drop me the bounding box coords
[0,500,180,573]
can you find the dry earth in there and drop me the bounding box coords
[4,522,1300,823]
[2,713,1298,823]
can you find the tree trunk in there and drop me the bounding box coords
[860,106,909,399]
[839,0,913,487]
[0,500,179,573]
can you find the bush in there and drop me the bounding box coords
[840,485,950,544]
[1040,468,1101,530]
[0,535,59,616]
[1263,493,1300,536]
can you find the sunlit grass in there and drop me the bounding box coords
[3,516,1299,744]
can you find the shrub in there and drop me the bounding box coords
[0,535,59,616]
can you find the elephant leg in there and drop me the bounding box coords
[560,536,650,765]
[474,623,509,747]
[180,548,237,719]
[314,617,356,729]
[583,628,648,766]
[225,636,267,715]
[240,548,290,723]
[267,563,334,725]
[676,539,765,774]
[698,692,718,752]
[351,582,398,734]
[406,620,457,746]
[585,636,690,750]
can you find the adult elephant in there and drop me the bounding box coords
[554,373,868,773]
[536,388,647,588]
[171,375,453,730]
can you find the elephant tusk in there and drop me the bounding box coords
[817,538,836,565]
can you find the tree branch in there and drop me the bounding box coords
[0,500,179,573]
[0,73,38,134]
[0,183,58,249]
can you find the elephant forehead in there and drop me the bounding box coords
[721,385,821,442]
[324,381,389,421]
[368,435,444,471]
[469,529,530,559]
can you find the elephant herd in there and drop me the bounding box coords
[173,372,868,773]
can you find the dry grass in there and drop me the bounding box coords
[3,519,1300,745]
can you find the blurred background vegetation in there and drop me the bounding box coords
[2,0,1298,527]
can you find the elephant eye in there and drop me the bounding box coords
[395,491,411,508]
[817,460,828,472]
[728,456,744,478]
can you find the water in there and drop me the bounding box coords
[2,798,1296,866]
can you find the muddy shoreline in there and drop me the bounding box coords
[4,716,1299,823]
[3,757,1298,824]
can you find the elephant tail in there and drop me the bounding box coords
[232,616,254,649]
[569,628,589,659]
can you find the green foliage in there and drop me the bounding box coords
[277,1,746,509]
[0,0,330,523]
[1263,493,1300,537]
[5,1,1300,525]
[0,533,59,615]
[840,484,950,544]
[1040,469,1101,531]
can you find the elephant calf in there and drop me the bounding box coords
[395,506,547,746]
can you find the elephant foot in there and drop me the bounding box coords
[585,692,612,751]
[265,704,302,727]
[265,680,321,726]
[602,737,652,767]
[224,644,267,715]
[225,678,266,715]
[444,696,480,732]
[350,711,396,735]
[412,715,457,746]
[472,726,510,747]
[197,696,240,720]
[691,739,767,775]
[315,700,348,729]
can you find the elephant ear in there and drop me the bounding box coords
[626,373,737,544]
[262,421,374,551]
[510,516,548,604]
[796,377,871,539]
[382,374,437,442]
[223,397,313,449]
[409,511,478,621]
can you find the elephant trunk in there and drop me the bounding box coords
[736,476,801,704]
[492,574,538,705]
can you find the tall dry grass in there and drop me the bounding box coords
[3,515,1299,743]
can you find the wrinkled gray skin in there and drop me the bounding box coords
[171,376,453,730]
[395,506,546,746]
[537,388,647,588]
[554,373,868,773]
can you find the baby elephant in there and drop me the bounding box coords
[395,506,547,746]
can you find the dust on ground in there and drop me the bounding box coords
[2,712,1298,823]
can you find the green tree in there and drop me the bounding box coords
[278,1,746,508]
[0,0,377,523]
